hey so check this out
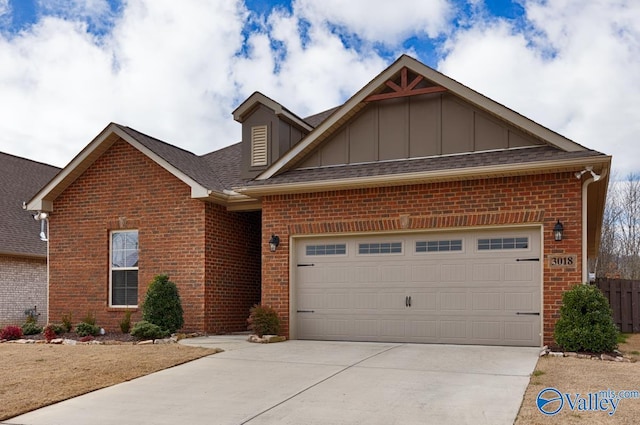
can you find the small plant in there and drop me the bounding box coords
[82,311,97,326]
[554,284,619,353]
[49,323,66,335]
[61,313,73,333]
[43,325,57,342]
[120,310,132,334]
[532,370,545,377]
[21,321,43,336]
[1,325,23,341]
[76,322,100,337]
[142,274,184,334]
[247,304,280,337]
[130,320,169,340]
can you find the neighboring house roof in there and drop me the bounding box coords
[0,152,60,257]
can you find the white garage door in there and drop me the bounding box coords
[294,229,541,346]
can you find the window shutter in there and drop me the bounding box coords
[251,125,268,166]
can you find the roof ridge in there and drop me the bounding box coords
[0,151,61,171]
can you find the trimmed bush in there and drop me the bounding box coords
[131,321,169,340]
[247,304,280,337]
[1,325,23,340]
[554,284,619,353]
[76,322,100,337]
[43,325,57,342]
[142,274,184,334]
[21,321,43,336]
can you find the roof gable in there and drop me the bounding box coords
[26,123,216,212]
[255,55,590,180]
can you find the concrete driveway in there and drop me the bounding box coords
[5,336,539,425]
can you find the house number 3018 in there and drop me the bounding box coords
[549,255,577,268]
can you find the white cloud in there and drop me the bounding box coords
[438,0,640,177]
[293,0,452,44]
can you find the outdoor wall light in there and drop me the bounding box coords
[553,220,564,242]
[269,234,280,252]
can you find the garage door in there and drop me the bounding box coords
[294,229,541,346]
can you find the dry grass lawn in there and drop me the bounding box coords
[516,334,640,424]
[0,343,216,421]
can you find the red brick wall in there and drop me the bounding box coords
[205,204,261,333]
[48,139,260,334]
[261,173,583,346]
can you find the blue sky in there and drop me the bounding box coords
[0,0,638,178]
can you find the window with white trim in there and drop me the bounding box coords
[477,237,528,250]
[110,230,139,307]
[416,239,462,253]
[250,125,268,166]
[358,242,402,254]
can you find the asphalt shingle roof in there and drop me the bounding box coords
[244,146,606,186]
[0,152,60,256]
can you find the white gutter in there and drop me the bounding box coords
[580,167,608,283]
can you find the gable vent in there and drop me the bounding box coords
[251,125,268,167]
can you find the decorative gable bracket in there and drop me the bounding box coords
[364,67,447,102]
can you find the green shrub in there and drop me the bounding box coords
[76,322,100,337]
[247,304,280,337]
[130,321,169,340]
[142,274,184,334]
[61,313,73,333]
[21,321,43,336]
[49,323,66,335]
[120,310,132,334]
[554,284,619,353]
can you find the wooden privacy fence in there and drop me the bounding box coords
[595,278,640,333]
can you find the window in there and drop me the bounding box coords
[110,230,139,307]
[306,244,346,256]
[250,125,268,166]
[416,239,462,253]
[478,237,528,250]
[358,242,402,254]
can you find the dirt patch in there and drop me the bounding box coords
[0,343,216,421]
[516,334,640,424]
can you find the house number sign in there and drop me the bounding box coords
[549,255,577,269]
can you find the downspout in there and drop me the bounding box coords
[33,212,49,323]
[581,169,607,283]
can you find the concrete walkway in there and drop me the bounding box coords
[5,336,539,425]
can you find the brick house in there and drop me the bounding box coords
[28,55,610,346]
[0,152,60,327]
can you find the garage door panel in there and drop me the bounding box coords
[440,320,468,339]
[472,263,502,281]
[439,291,468,311]
[472,292,502,311]
[440,264,467,282]
[504,263,534,281]
[295,229,541,346]
[504,291,536,311]
[411,264,440,282]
